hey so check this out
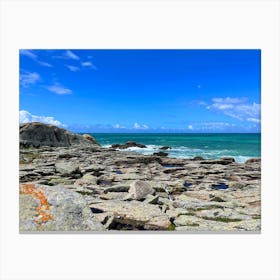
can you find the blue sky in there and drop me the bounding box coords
[20,49,261,133]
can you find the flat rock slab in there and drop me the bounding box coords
[19,183,104,231]
[55,161,80,176]
[89,200,172,230]
[174,214,260,231]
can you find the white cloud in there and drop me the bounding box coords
[189,100,207,106]
[66,65,80,72]
[193,121,236,131]
[247,117,261,123]
[20,71,40,87]
[188,125,193,130]
[37,61,52,67]
[212,97,247,104]
[46,83,72,95]
[65,50,80,60]
[133,122,149,129]
[19,110,66,127]
[81,61,97,70]
[114,123,126,129]
[20,49,37,59]
[133,122,140,129]
[20,49,52,67]
[207,97,260,123]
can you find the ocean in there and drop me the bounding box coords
[88,133,261,163]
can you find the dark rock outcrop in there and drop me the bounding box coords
[153,152,168,157]
[20,122,99,148]
[159,146,171,150]
[111,141,146,149]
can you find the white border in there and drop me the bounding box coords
[1,0,280,279]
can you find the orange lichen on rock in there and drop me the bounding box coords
[20,183,52,224]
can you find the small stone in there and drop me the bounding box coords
[128,180,154,200]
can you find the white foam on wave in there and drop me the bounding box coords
[102,144,112,148]
[233,156,252,163]
[101,144,255,163]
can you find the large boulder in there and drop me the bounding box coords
[19,183,104,231]
[20,122,99,148]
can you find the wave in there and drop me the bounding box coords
[101,144,255,163]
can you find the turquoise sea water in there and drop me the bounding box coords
[88,133,261,163]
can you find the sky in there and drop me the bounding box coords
[19,49,261,133]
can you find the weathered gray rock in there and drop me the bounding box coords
[55,161,80,176]
[245,158,261,164]
[19,183,104,231]
[75,174,98,186]
[128,180,154,200]
[88,200,172,230]
[82,134,99,145]
[104,184,130,193]
[144,194,160,204]
[20,122,99,148]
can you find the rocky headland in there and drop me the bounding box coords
[19,122,261,232]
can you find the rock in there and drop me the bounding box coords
[209,195,226,202]
[196,208,250,222]
[100,192,129,200]
[104,185,130,193]
[48,177,74,186]
[55,161,80,176]
[88,200,172,230]
[228,181,247,189]
[193,156,204,161]
[200,157,235,165]
[127,180,154,200]
[114,172,148,181]
[19,183,104,231]
[144,194,160,204]
[153,152,168,157]
[111,141,146,149]
[75,173,98,186]
[20,122,100,148]
[159,146,171,150]
[245,158,261,164]
[82,134,99,145]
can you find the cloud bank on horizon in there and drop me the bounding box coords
[19,49,261,133]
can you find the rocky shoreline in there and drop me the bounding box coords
[19,122,261,232]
